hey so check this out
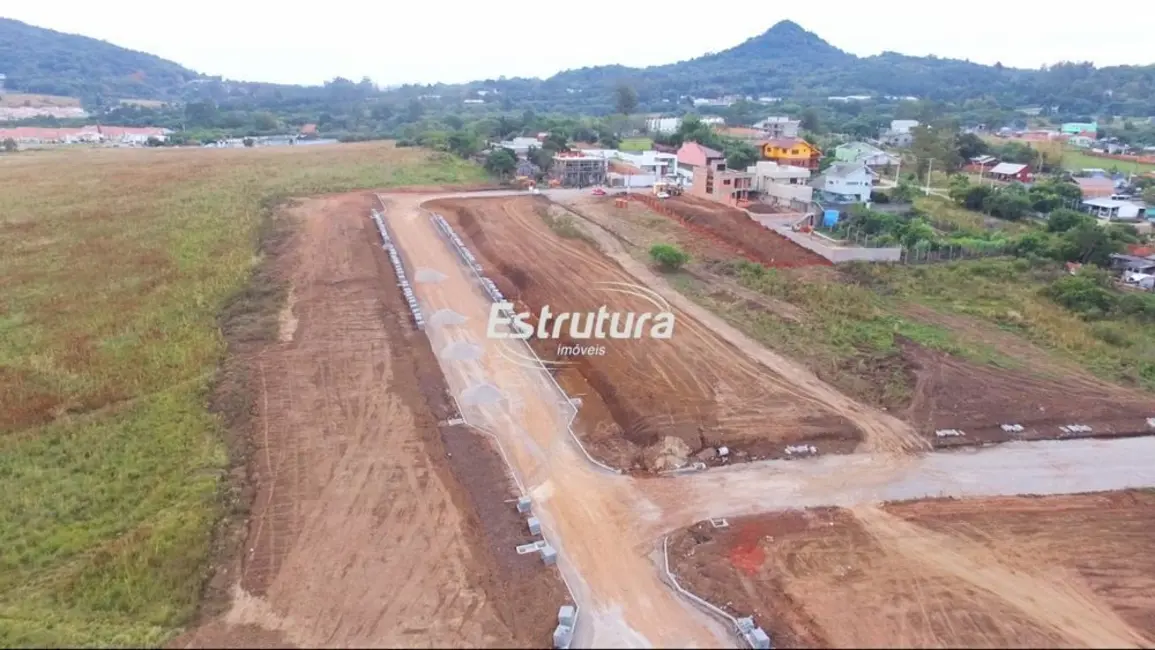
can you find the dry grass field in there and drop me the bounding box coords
[0,143,487,646]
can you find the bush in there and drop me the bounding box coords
[870,190,891,204]
[649,243,689,271]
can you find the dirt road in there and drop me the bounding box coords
[670,492,1155,648]
[179,194,564,649]
[382,193,733,648]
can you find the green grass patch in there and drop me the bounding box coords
[537,205,601,250]
[619,137,653,151]
[0,142,487,646]
[1061,148,1155,174]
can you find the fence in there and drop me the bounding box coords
[370,209,424,329]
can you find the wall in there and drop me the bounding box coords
[758,222,902,263]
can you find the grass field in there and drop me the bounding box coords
[0,143,487,646]
[1061,148,1155,174]
[619,137,654,151]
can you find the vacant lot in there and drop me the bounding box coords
[0,143,491,645]
[429,195,865,469]
[670,491,1155,648]
[0,92,82,107]
[554,198,1155,445]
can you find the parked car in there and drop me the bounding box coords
[591,187,607,196]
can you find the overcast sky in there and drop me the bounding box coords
[6,1,1153,87]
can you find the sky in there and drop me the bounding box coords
[5,0,1154,87]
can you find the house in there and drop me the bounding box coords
[300,123,318,136]
[964,155,1000,174]
[813,163,873,204]
[752,116,800,139]
[497,136,545,158]
[678,141,753,204]
[98,126,169,144]
[747,161,813,209]
[549,152,607,187]
[1069,135,1095,148]
[834,142,900,169]
[1062,122,1098,137]
[761,138,821,170]
[576,148,678,187]
[880,119,920,147]
[645,117,682,134]
[988,162,1032,183]
[1082,198,1147,222]
[1074,176,1118,199]
[1108,254,1155,274]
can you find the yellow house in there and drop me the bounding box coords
[761,137,821,170]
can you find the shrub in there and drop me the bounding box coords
[649,243,689,271]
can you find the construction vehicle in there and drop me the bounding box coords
[652,182,683,197]
[515,176,535,190]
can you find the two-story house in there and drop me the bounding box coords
[834,142,900,170]
[752,116,801,139]
[813,163,874,204]
[678,141,753,205]
[760,138,821,170]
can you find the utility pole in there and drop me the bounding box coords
[924,158,934,197]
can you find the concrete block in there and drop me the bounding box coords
[540,543,557,565]
[736,616,756,633]
[528,516,541,536]
[558,605,576,627]
[516,496,532,514]
[750,627,771,649]
[552,624,574,649]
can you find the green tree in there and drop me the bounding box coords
[1045,271,1117,317]
[960,185,994,211]
[615,84,639,116]
[447,130,480,158]
[484,148,518,177]
[184,100,219,127]
[1047,208,1094,232]
[242,137,255,148]
[2,137,16,152]
[982,190,1031,220]
[724,141,759,171]
[253,111,279,131]
[800,108,820,133]
[1058,222,1123,266]
[947,174,971,203]
[649,243,689,271]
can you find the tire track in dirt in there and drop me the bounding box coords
[178,193,566,649]
[851,505,1152,648]
[545,198,928,457]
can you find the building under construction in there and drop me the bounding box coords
[550,153,608,188]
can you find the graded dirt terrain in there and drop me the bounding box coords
[669,491,1155,648]
[427,195,861,469]
[658,194,829,268]
[551,197,1155,451]
[176,193,565,649]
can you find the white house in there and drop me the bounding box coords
[497,136,544,157]
[1082,198,1147,222]
[645,117,682,134]
[577,148,679,188]
[814,163,873,204]
[890,120,920,134]
[752,116,800,139]
[747,161,813,207]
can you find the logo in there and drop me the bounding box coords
[486,281,675,358]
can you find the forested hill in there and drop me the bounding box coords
[3,16,1154,118]
[517,21,1155,116]
[0,18,199,100]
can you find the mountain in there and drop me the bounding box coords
[463,20,1155,116]
[0,18,199,100]
[2,17,1154,119]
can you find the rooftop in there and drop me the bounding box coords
[1083,197,1143,209]
[990,162,1028,175]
